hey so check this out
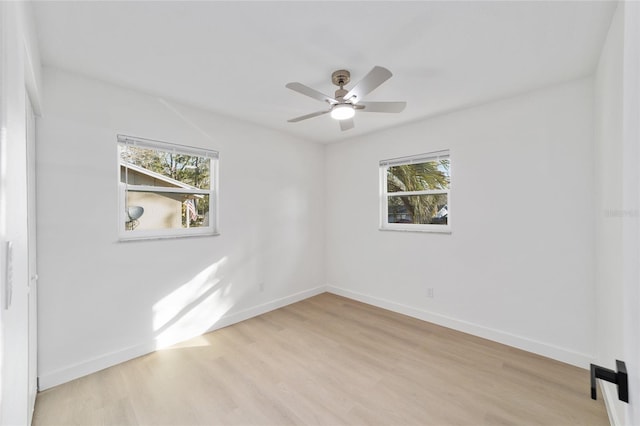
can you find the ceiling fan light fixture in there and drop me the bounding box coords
[286,66,404,131]
[330,104,355,120]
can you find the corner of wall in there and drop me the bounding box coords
[18,0,43,115]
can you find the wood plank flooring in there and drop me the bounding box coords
[33,293,608,425]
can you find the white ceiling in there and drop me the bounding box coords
[32,1,617,144]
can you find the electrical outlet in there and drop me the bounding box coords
[427,288,434,298]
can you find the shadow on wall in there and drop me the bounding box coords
[153,256,233,349]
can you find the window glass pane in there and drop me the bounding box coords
[387,159,450,193]
[125,191,210,231]
[387,194,448,225]
[120,146,211,190]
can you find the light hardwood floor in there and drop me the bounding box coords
[33,293,608,425]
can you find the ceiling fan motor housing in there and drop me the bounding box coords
[331,70,351,87]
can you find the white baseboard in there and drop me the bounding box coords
[39,285,326,390]
[203,285,326,331]
[41,284,596,390]
[327,285,594,369]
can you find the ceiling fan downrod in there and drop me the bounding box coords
[331,70,350,101]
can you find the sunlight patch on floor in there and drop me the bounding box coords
[153,256,235,349]
[167,334,212,350]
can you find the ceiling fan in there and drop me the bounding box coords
[286,66,406,131]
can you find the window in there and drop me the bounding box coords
[380,150,451,232]
[117,135,219,240]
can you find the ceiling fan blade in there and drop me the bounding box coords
[286,82,337,104]
[344,66,393,103]
[339,118,355,131]
[287,110,330,123]
[358,101,407,113]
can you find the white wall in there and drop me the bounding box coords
[594,3,640,423]
[326,78,596,367]
[620,2,640,423]
[36,68,326,389]
[594,3,626,424]
[0,2,42,424]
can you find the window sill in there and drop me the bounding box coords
[379,226,452,234]
[118,230,220,242]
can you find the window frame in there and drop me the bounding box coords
[117,134,220,241]
[379,150,451,233]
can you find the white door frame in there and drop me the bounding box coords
[26,92,37,425]
[622,2,640,423]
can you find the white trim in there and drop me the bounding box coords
[118,225,219,241]
[380,150,451,232]
[600,382,624,426]
[388,189,448,197]
[38,285,327,390]
[125,185,208,195]
[378,225,452,234]
[621,4,640,426]
[117,138,219,241]
[117,134,218,159]
[39,284,598,391]
[379,150,450,167]
[326,285,595,368]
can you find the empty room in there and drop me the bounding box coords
[1,1,639,425]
